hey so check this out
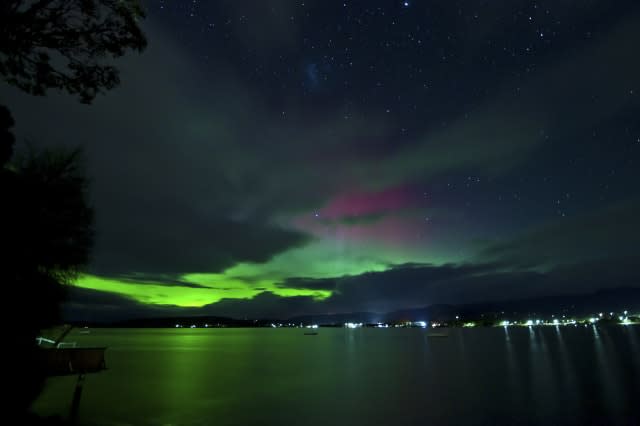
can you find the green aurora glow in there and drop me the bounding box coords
[75,234,465,307]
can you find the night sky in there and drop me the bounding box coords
[2,0,639,320]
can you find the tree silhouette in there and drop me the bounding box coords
[2,123,96,421]
[0,0,146,103]
[1,1,146,420]
[7,146,94,325]
[11,147,94,284]
[0,105,15,165]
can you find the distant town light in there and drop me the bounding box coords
[525,320,534,326]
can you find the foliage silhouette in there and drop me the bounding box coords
[0,0,146,103]
[3,138,95,419]
[0,105,15,165]
[1,1,146,420]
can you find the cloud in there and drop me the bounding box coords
[66,255,640,321]
[63,287,176,322]
[90,215,312,277]
[294,256,639,316]
[277,276,339,291]
[4,6,640,318]
[195,291,320,319]
[479,198,640,268]
[2,24,322,278]
[90,273,213,289]
[374,13,640,187]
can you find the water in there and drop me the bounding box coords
[33,326,640,425]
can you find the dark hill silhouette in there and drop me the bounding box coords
[70,287,640,327]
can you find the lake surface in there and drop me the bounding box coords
[33,326,640,425]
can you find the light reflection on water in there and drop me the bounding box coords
[33,326,640,425]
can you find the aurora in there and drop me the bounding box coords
[2,0,639,320]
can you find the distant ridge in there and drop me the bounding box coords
[71,287,640,327]
[109,316,275,328]
[285,287,640,324]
